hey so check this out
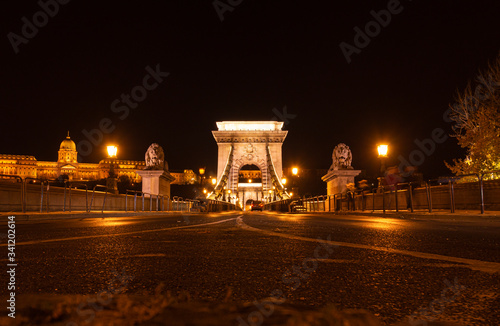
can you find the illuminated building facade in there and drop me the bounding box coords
[0,133,144,182]
[0,133,202,186]
[170,169,200,185]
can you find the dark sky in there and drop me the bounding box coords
[1,0,499,179]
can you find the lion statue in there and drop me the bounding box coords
[329,143,353,171]
[145,143,167,171]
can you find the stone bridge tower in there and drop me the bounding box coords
[210,121,289,207]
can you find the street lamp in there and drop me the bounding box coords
[211,178,217,185]
[198,167,206,187]
[377,145,388,158]
[281,178,287,185]
[290,167,300,198]
[377,144,388,187]
[107,145,118,158]
[106,145,118,177]
[377,145,388,171]
[106,145,118,194]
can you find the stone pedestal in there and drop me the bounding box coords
[136,170,175,198]
[322,169,361,196]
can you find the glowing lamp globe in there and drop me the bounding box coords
[107,145,118,158]
[377,145,388,157]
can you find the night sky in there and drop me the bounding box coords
[1,0,499,180]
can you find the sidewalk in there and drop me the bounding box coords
[0,210,182,221]
[300,209,500,221]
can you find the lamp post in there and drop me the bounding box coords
[281,177,288,198]
[106,145,118,194]
[377,144,388,188]
[198,167,206,198]
[199,167,205,185]
[291,167,299,198]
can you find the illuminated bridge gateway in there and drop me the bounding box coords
[209,121,290,209]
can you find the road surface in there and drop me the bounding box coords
[1,212,499,325]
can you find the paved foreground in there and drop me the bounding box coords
[1,212,499,325]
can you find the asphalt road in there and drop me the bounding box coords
[1,212,500,325]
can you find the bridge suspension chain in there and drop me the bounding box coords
[208,145,234,200]
[266,146,290,200]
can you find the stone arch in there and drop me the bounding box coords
[238,164,262,182]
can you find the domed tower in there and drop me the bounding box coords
[58,131,78,163]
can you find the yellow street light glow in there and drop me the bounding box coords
[281,178,287,185]
[290,192,293,197]
[377,144,388,157]
[107,145,118,158]
[248,179,252,183]
[228,189,232,194]
[292,167,298,175]
[203,189,207,194]
[212,178,217,185]
[199,167,205,175]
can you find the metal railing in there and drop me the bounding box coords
[125,190,166,212]
[40,180,52,213]
[263,198,292,212]
[0,176,61,213]
[0,175,202,213]
[206,199,241,212]
[63,181,89,212]
[89,185,108,213]
[264,171,500,215]
[172,196,183,211]
[24,177,41,212]
[3,171,499,215]
[0,175,25,212]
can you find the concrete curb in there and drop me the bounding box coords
[262,210,500,221]
[339,211,500,221]
[0,211,185,221]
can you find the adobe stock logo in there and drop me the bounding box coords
[271,106,297,126]
[339,0,407,64]
[212,0,243,22]
[397,128,448,178]
[7,0,71,54]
